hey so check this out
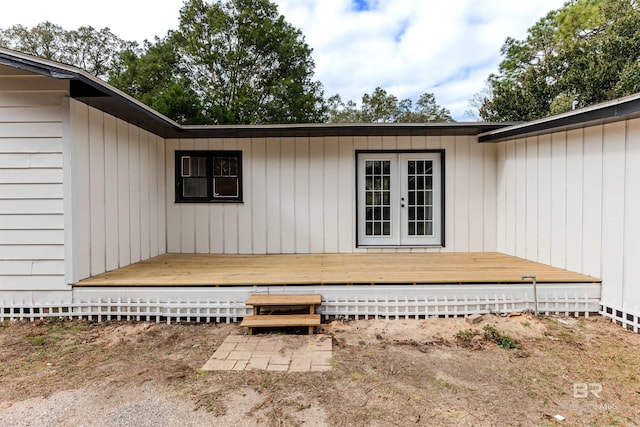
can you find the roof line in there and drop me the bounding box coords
[478,92,640,142]
[3,47,640,140]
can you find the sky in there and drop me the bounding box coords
[0,0,567,121]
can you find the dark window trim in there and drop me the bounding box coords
[174,150,243,203]
[354,149,446,248]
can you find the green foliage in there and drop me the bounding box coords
[109,38,206,124]
[25,336,46,346]
[482,324,521,350]
[454,329,476,348]
[327,87,454,123]
[112,0,325,124]
[0,21,135,80]
[480,0,640,121]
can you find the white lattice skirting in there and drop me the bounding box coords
[600,305,640,333]
[1,284,602,324]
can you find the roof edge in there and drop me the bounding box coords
[0,47,183,136]
[478,92,640,142]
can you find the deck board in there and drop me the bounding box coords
[74,252,599,287]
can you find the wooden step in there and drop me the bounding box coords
[240,314,321,335]
[246,294,321,307]
[241,314,321,327]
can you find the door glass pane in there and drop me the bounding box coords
[364,159,391,236]
[406,160,434,236]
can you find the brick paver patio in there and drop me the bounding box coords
[202,334,333,373]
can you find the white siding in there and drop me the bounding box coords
[67,99,166,282]
[166,135,497,254]
[496,118,640,317]
[0,66,67,291]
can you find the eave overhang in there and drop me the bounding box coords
[478,92,640,143]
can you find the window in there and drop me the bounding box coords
[175,151,243,202]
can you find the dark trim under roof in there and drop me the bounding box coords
[479,92,640,142]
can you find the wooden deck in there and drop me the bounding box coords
[74,252,599,287]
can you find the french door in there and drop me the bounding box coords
[357,151,443,246]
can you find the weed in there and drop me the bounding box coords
[194,369,207,381]
[482,325,521,349]
[455,329,476,348]
[498,335,521,350]
[25,336,46,346]
[521,321,531,327]
[433,377,457,391]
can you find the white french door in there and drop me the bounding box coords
[357,152,442,246]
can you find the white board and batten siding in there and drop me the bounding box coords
[0,65,67,291]
[496,118,640,318]
[166,135,497,255]
[67,99,166,284]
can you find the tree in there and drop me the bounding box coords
[360,87,400,122]
[401,92,455,123]
[326,94,360,123]
[124,0,325,124]
[326,87,454,123]
[0,21,134,80]
[109,37,206,124]
[479,0,640,121]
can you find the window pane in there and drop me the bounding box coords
[383,222,390,236]
[229,158,238,175]
[373,192,381,205]
[366,177,373,190]
[183,177,207,197]
[181,156,190,177]
[185,156,206,177]
[374,222,381,235]
[383,176,390,190]
[214,177,238,197]
[196,157,207,176]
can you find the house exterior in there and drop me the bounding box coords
[0,48,638,330]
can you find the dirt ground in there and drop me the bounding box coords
[0,314,639,426]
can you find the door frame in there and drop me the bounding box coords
[355,149,446,248]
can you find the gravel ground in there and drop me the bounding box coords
[0,383,217,427]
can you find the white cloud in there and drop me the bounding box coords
[275,0,567,120]
[0,0,567,121]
